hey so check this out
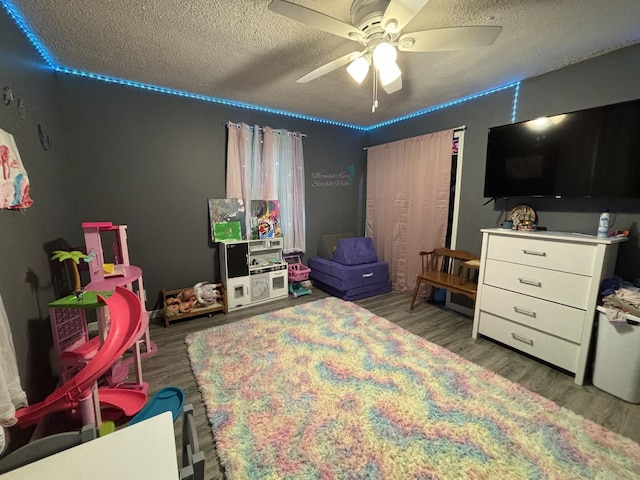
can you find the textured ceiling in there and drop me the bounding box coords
[6,0,640,127]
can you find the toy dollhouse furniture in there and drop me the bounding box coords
[82,222,157,376]
[308,236,392,301]
[30,287,148,431]
[162,285,226,327]
[48,222,156,395]
[48,291,111,383]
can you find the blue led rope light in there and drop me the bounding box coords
[511,81,521,123]
[365,82,521,130]
[0,0,56,68]
[54,66,364,130]
[2,0,521,132]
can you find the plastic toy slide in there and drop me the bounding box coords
[96,388,147,417]
[128,386,185,425]
[16,287,147,427]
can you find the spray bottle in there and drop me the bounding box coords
[597,206,610,238]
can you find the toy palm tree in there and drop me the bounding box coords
[51,250,89,296]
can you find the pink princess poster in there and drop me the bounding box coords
[0,128,33,209]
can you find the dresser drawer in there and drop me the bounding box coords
[479,285,585,343]
[477,311,580,373]
[483,259,591,309]
[486,235,596,275]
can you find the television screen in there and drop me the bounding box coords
[483,98,640,198]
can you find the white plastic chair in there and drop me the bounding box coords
[0,424,96,474]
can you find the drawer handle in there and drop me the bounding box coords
[518,278,542,287]
[511,333,534,346]
[513,306,537,318]
[522,249,547,257]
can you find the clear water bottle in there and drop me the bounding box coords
[597,209,610,238]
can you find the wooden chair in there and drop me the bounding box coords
[410,248,480,310]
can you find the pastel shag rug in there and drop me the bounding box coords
[185,297,640,479]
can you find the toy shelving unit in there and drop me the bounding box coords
[284,255,311,298]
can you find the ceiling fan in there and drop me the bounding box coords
[269,0,502,105]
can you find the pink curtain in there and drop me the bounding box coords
[226,123,306,252]
[366,129,453,293]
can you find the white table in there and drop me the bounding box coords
[1,412,179,479]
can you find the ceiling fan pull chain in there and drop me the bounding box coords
[372,69,378,113]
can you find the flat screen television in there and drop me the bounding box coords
[483,98,640,198]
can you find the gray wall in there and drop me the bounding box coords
[368,43,640,281]
[0,11,79,399]
[514,45,640,281]
[1,10,366,398]
[55,75,367,308]
[2,3,640,400]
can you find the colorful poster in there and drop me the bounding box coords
[0,128,33,209]
[251,200,281,239]
[208,198,246,241]
[213,221,242,241]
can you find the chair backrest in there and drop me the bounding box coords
[420,248,478,275]
[0,424,96,474]
[179,404,204,480]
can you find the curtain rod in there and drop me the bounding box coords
[363,125,466,150]
[222,121,307,137]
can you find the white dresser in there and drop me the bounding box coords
[472,229,626,385]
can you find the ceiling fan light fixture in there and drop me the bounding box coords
[384,19,399,33]
[372,42,397,70]
[378,61,401,86]
[269,0,505,112]
[347,56,370,84]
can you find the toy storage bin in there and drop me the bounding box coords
[592,307,640,403]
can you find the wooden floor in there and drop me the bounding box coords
[141,290,640,479]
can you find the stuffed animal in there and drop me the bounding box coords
[193,281,222,306]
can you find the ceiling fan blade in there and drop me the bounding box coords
[297,51,364,83]
[382,73,402,94]
[269,0,364,42]
[382,0,431,34]
[398,26,503,52]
